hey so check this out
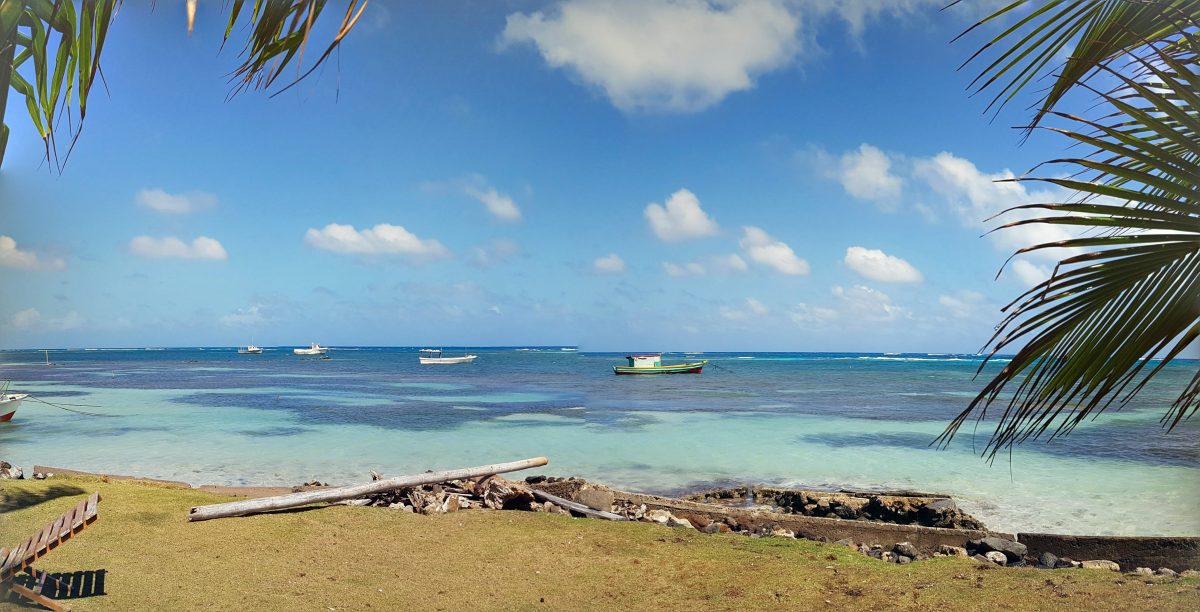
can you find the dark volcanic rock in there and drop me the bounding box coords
[893,542,919,558]
[979,537,1028,562]
[1039,552,1059,568]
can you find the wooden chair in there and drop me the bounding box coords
[1,492,101,611]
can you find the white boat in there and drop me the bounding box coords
[1,382,27,422]
[419,349,477,365]
[238,345,264,354]
[293,343,329,355]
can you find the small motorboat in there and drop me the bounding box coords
[1,382,27,422]
[294,343,329,356]
[238,345,264,354]
[613,353,707,375]
[419,349,477,365]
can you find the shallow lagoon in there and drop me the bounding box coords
[0,347,1196,536]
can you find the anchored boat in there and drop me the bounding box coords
[1,382,27,422]
[419,349,478,365]
[293,343,328,356]
[238,344,264,354]
[613,353,707,375]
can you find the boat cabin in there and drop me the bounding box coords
[625,353,663,368]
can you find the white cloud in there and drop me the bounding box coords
[135,188,217,214]
[128,236,228,260]
[220,304,267,327]
[836,144,903,205]
[663,254,748,277]
[912,151,1078,261]
[304,224,448,258]
[663,261,706,277]
[469,239,522,267]
[0,235,65,270]
[8,308,83,331]
[644,189,720,241]
[789,302,839,326]
[739,226,809,275]
[1010,258,1052,287]
[594,253,626,273]
[938,290,987,319]
[501,0,801,113]
[720,297,769,321]
[833,285,907,322]
[464,185,522,222]
[844,246,922,283]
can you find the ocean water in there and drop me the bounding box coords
[0,347,1196,536]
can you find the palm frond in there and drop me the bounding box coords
[221,0,368,98]
[937,40,1200,459]
[956,0,1200,129]
[0,0,116,171]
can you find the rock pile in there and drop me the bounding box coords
[0,461,22,480]
[688,486,985,530]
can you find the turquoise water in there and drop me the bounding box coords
[0,348,1196,536]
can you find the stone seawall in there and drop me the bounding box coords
[1017,533,1200,573]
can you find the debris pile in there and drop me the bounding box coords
[343,473,542,515]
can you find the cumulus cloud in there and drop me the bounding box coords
[304,224,448,258]
[0,235,65,270]
[720,297,770,321]
[469,238,522,267]
[129,236,228,260]
[663,254,747,277]
[135,188,217,214]
[789,302,839,326]
[912,152,1078,261]
[844,246,922,283]
[663,261,705,277]
[8,308,83,331]
[833,285,907,322]
[464,185,522,222]
[220,304,268,327]
[739,226,809,275]
[594,253,626,273]
[834,144,903,205]
[644,189,720,242]
[938,290,988,319]
[501,0,801,113]
[1010,258,1051,287]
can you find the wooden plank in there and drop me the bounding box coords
[1,539,31,578]
[84,493,100,522]
[56,504,79,539]
[7,581,67,612]
[45,516,65,549]
[532,490,626,521]
[188,456,549,521]
[69,498,89,530]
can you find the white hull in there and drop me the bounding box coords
[1,393,27,421]
[294,344,328,355]
[239,346,263,354]
[419,355,477,365]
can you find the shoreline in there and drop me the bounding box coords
[12,462,1200,572]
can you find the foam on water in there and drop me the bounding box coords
[0,348,1196,535]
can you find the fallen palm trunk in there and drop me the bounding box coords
[187,457,548,521]
[532,489,625,521]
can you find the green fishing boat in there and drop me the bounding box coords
[613,353,707,375]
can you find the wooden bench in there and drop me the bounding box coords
[1,492,101,611]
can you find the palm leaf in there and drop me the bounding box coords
[955,0,1200,129]
[937,40,1200,459]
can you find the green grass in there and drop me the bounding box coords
[2,477,1198,611]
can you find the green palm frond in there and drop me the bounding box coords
[955,0,1200,129]
[0,0,116,170]
[221,0,368,98]
[937,41,1200,459]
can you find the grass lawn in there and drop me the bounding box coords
[2,476,1198,611]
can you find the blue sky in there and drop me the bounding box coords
[0,1,1083,351]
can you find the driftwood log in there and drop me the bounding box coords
[187,457,549,521]
[532,489,625,520]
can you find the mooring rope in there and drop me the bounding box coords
[23,395,114,417]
